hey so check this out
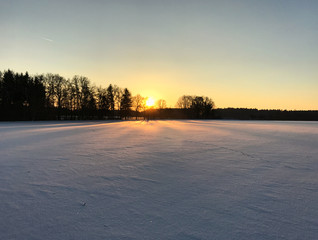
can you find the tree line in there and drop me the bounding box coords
[213,108,318,121]
[0,70,215,121]
[4,69,315,121]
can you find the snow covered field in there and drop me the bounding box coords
[1,120,318,240]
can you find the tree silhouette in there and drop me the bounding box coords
[28,75,46,120]
[132,94,144,119]
[0,70,46,120]
[106,84,115,118]
[2,69,318,121]
[176,95,193,109]
[44,74,57,109]
[71,76,82,112]
[120,88,132,120]
[191,96,214,118]
[80,79,96,118]
[55,75,66,120]
[175,95,215,119]
[0,69,220,120]
[0,71,3,113]
[113,85,123,111]
[156,99,167,109]
[96,86,107,119]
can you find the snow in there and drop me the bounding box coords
[1,120,318,240]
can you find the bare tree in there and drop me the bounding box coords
[176,95,193,109]
[71,76,82,111]
[54,75,66,111]
[113,85,123,111]
[133,94,144,112]
[96,87,107,110]
[43,73,56,108]
[43,73,67,119]
[132,94,145,119]
[61,79,72,111]
[156,99,167,109]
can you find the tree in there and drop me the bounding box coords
[120,88,132,120]
[132,94,144,119]
[28,75,46,120]
[43,74,67,119]
[106,84,115,118]
[0,70,46,120]
[1,70,22,120]
[176,95,193,109]
[113,85,123,111]
[79,77,96,118]
[44,73,56,108]
[191,96,214,118]
[55,75,66,119]
[96,86,107,119]
[64,79,75,113]
[0,71,3,111]
[71,76,81,111]
[156,99,167,109]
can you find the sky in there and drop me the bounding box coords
[1,0,317,110]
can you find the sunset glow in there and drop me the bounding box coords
[1,1,318,110]
[146,97,155,107]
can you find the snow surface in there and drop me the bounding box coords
[1,120,318,240]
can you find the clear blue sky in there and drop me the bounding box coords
[1,0,317,109]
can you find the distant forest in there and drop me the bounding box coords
[1,70,317,121]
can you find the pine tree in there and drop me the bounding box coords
[120,88,132,120]
[106,84,115,118]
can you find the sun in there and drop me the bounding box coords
[146,97,155,107]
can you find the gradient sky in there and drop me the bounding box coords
[1,0,317,109]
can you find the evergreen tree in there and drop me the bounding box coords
[120,88,132,120]
[106,84,115,118]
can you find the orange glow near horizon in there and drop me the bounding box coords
[146,97,155,108]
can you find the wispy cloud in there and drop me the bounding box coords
[41,37,53,42]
